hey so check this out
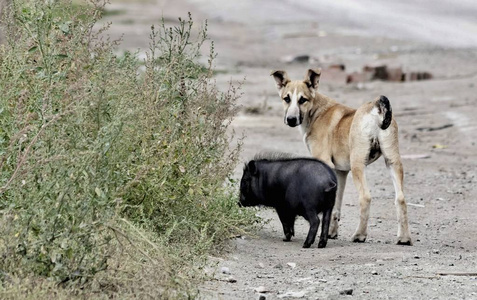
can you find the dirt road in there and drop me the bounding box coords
[103,1,477,298]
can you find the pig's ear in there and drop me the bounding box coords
[248,160,258,175]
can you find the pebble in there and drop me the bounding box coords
[255,286,270,293]
[372,270,379,275]
[432,249,440,254]
[278,290,306,298]
[258,295,266,300]
[339,288,354,295]
[318,278,328,283]
[225,276,236,283]
[220,266,231,274]
[257,262,265,269]
[287,262,297,269]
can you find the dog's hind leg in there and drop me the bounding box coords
[386,158,412,245]
[328,170,348,239]
[350,159,372,243]
[379,131,412,245]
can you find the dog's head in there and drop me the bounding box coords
[270,69,321,127]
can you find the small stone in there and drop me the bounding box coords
[318,278,328,283]
[274,263,283,269]
[414,255,420,259]
[287,262,296,269]
[432,249,440,254]
[258,295,266,300]
[339,289,353,295]
[225,276,236,283]
[372,270,379,275]
[255,286,270,293]
[281,54,311,64]
[220,267,231,274]
[278,290,306,298]
[257,262,265,269]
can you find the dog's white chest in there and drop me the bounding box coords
[299,125,311,152]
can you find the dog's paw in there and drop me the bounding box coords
[328,219,339,238]
[351,233,367,243]
[397,238,413,246]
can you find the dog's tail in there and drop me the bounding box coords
[375,95,392,130]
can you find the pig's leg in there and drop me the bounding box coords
[329,170,348,239]
[303,213,319,248]
[319,207,333,248]
[278,212,296,242]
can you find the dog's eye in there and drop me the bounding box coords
[283,95,291,103]
[298,97,308,105]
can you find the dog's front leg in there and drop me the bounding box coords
[329,170,348,239]
[350,161,371,243]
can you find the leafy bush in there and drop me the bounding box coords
[0,0,257,297]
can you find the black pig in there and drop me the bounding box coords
[239,154,337,248]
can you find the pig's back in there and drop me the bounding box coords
[264,158,337,192]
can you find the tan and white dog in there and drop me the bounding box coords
[271,69,412,245]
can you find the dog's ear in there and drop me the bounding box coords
[304,69,321,95]
[270,70,290,92]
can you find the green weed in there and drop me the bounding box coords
[0,0,258,298]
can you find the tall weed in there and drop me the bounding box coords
[0,0,257,297]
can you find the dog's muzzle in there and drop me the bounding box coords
[286,116,298,127]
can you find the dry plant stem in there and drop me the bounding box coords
[106,225,159,266]
[0,105,74,194]
[119,218,161,252]
[437,272,477,276]
[0,125,33,171]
